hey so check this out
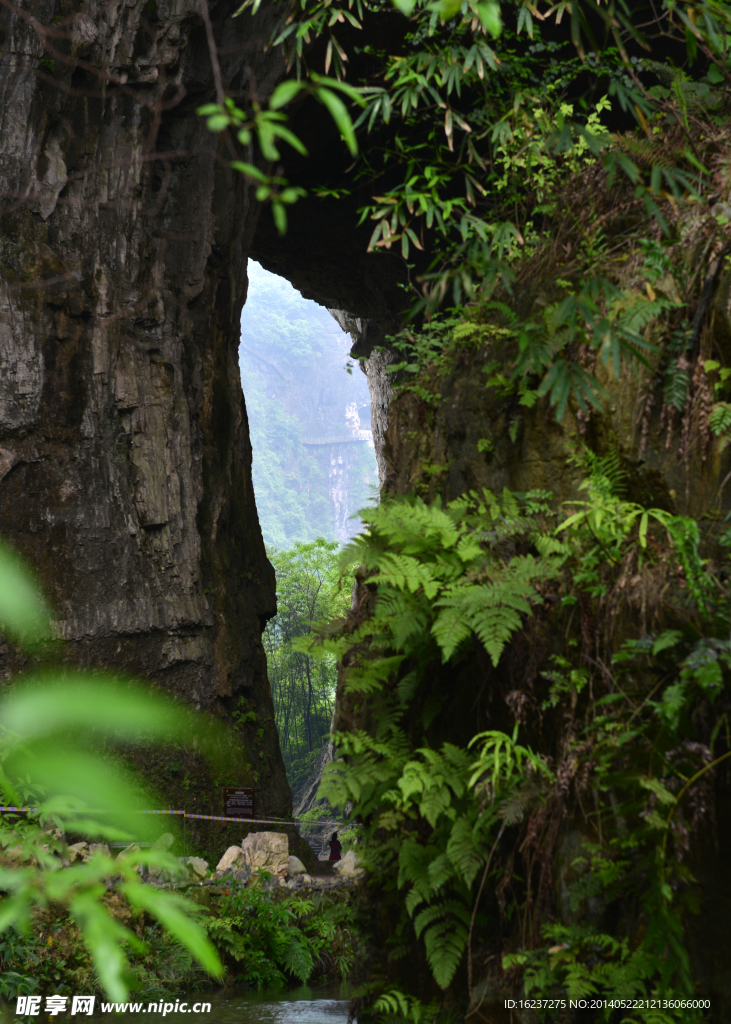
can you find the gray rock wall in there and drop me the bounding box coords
[0,0,405,825]
[0,0,290,815]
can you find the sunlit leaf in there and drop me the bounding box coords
[272,124,309,156]
[70,893,139,1003]
[476,1,502,36]
[205,114,230,133]
[269,80,305,109]
[313,87,359,156]
[0,675,188,744]
[0,541,52,645]
[122,884,222,978]
[272,200,288,235]
[231,160,269,183]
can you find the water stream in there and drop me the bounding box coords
[128,987,352,1024]
[1,986,354,1024]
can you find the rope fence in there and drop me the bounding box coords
[0,805,341,827]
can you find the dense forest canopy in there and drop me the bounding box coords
[264,539,351,792]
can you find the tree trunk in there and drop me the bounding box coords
[304,655,313,752]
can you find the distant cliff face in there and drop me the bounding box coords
[0,0,404,827]
[239,265,377,546]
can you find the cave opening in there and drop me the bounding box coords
[239,260,378,548]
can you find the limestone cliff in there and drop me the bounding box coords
[0,0,404,850]
[0,0,289,823]
[332,166,731,1014]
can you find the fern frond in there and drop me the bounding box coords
[708,401,731,436]
[639,59,688,88]
[282,934,314,982]
[446,815,484,888]
[367,496,461,554]
[376,553,441,598]
[563,962,599,1001]
[416,900,470,989]
[398,837,437,892]
[471,604,525,666]
[426,852,454,892]
[617,136,667,168]
[418,784,456,828]
[430,603,473,661]
[404,886,427,917]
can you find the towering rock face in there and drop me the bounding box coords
[328,309,397,486]
[0,0,292,812]
[0,0,405,823]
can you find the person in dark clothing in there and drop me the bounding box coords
[327,831,342,861]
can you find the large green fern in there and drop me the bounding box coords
[311,472,725,1012]
[340,488,565,670]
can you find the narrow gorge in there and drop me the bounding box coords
[2,0,731,1019]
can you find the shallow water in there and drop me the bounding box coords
[134,987,353,1024]
[2,986,354,1024]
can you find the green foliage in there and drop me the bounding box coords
[373,988,440,1023]
[197,79,363,234]
[303,489,562,989]
[194,0,731,1011]
[206,877,356,987]
[505,924,666,1013]
[554,446,720,607]
[0,546,225,1001]
[196,0,731,469]
[199,0,731,489]
[350,32,628,306]
[520,278,667,419]
[227,0,730,313]
[0,539,52,647]
[265,539,352,790]
[383,266,675,428]
[308,451,729,1015]
[493,95,612,215]
[339,487,564,670]
[0,925,85,999]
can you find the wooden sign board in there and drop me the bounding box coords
[223,787,256,819]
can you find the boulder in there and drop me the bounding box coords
[333,849,363,880]
[116,844,141,861]
[147,833,178,878]
[216,845,246,873]
[287,854,306,876]
[3,844,27,863]
[66,842,88,863]
[174,856,208,881]
[87,843,111,860]
[151,832,174,852]
[186,856,209,879]
[241,831,289,878]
